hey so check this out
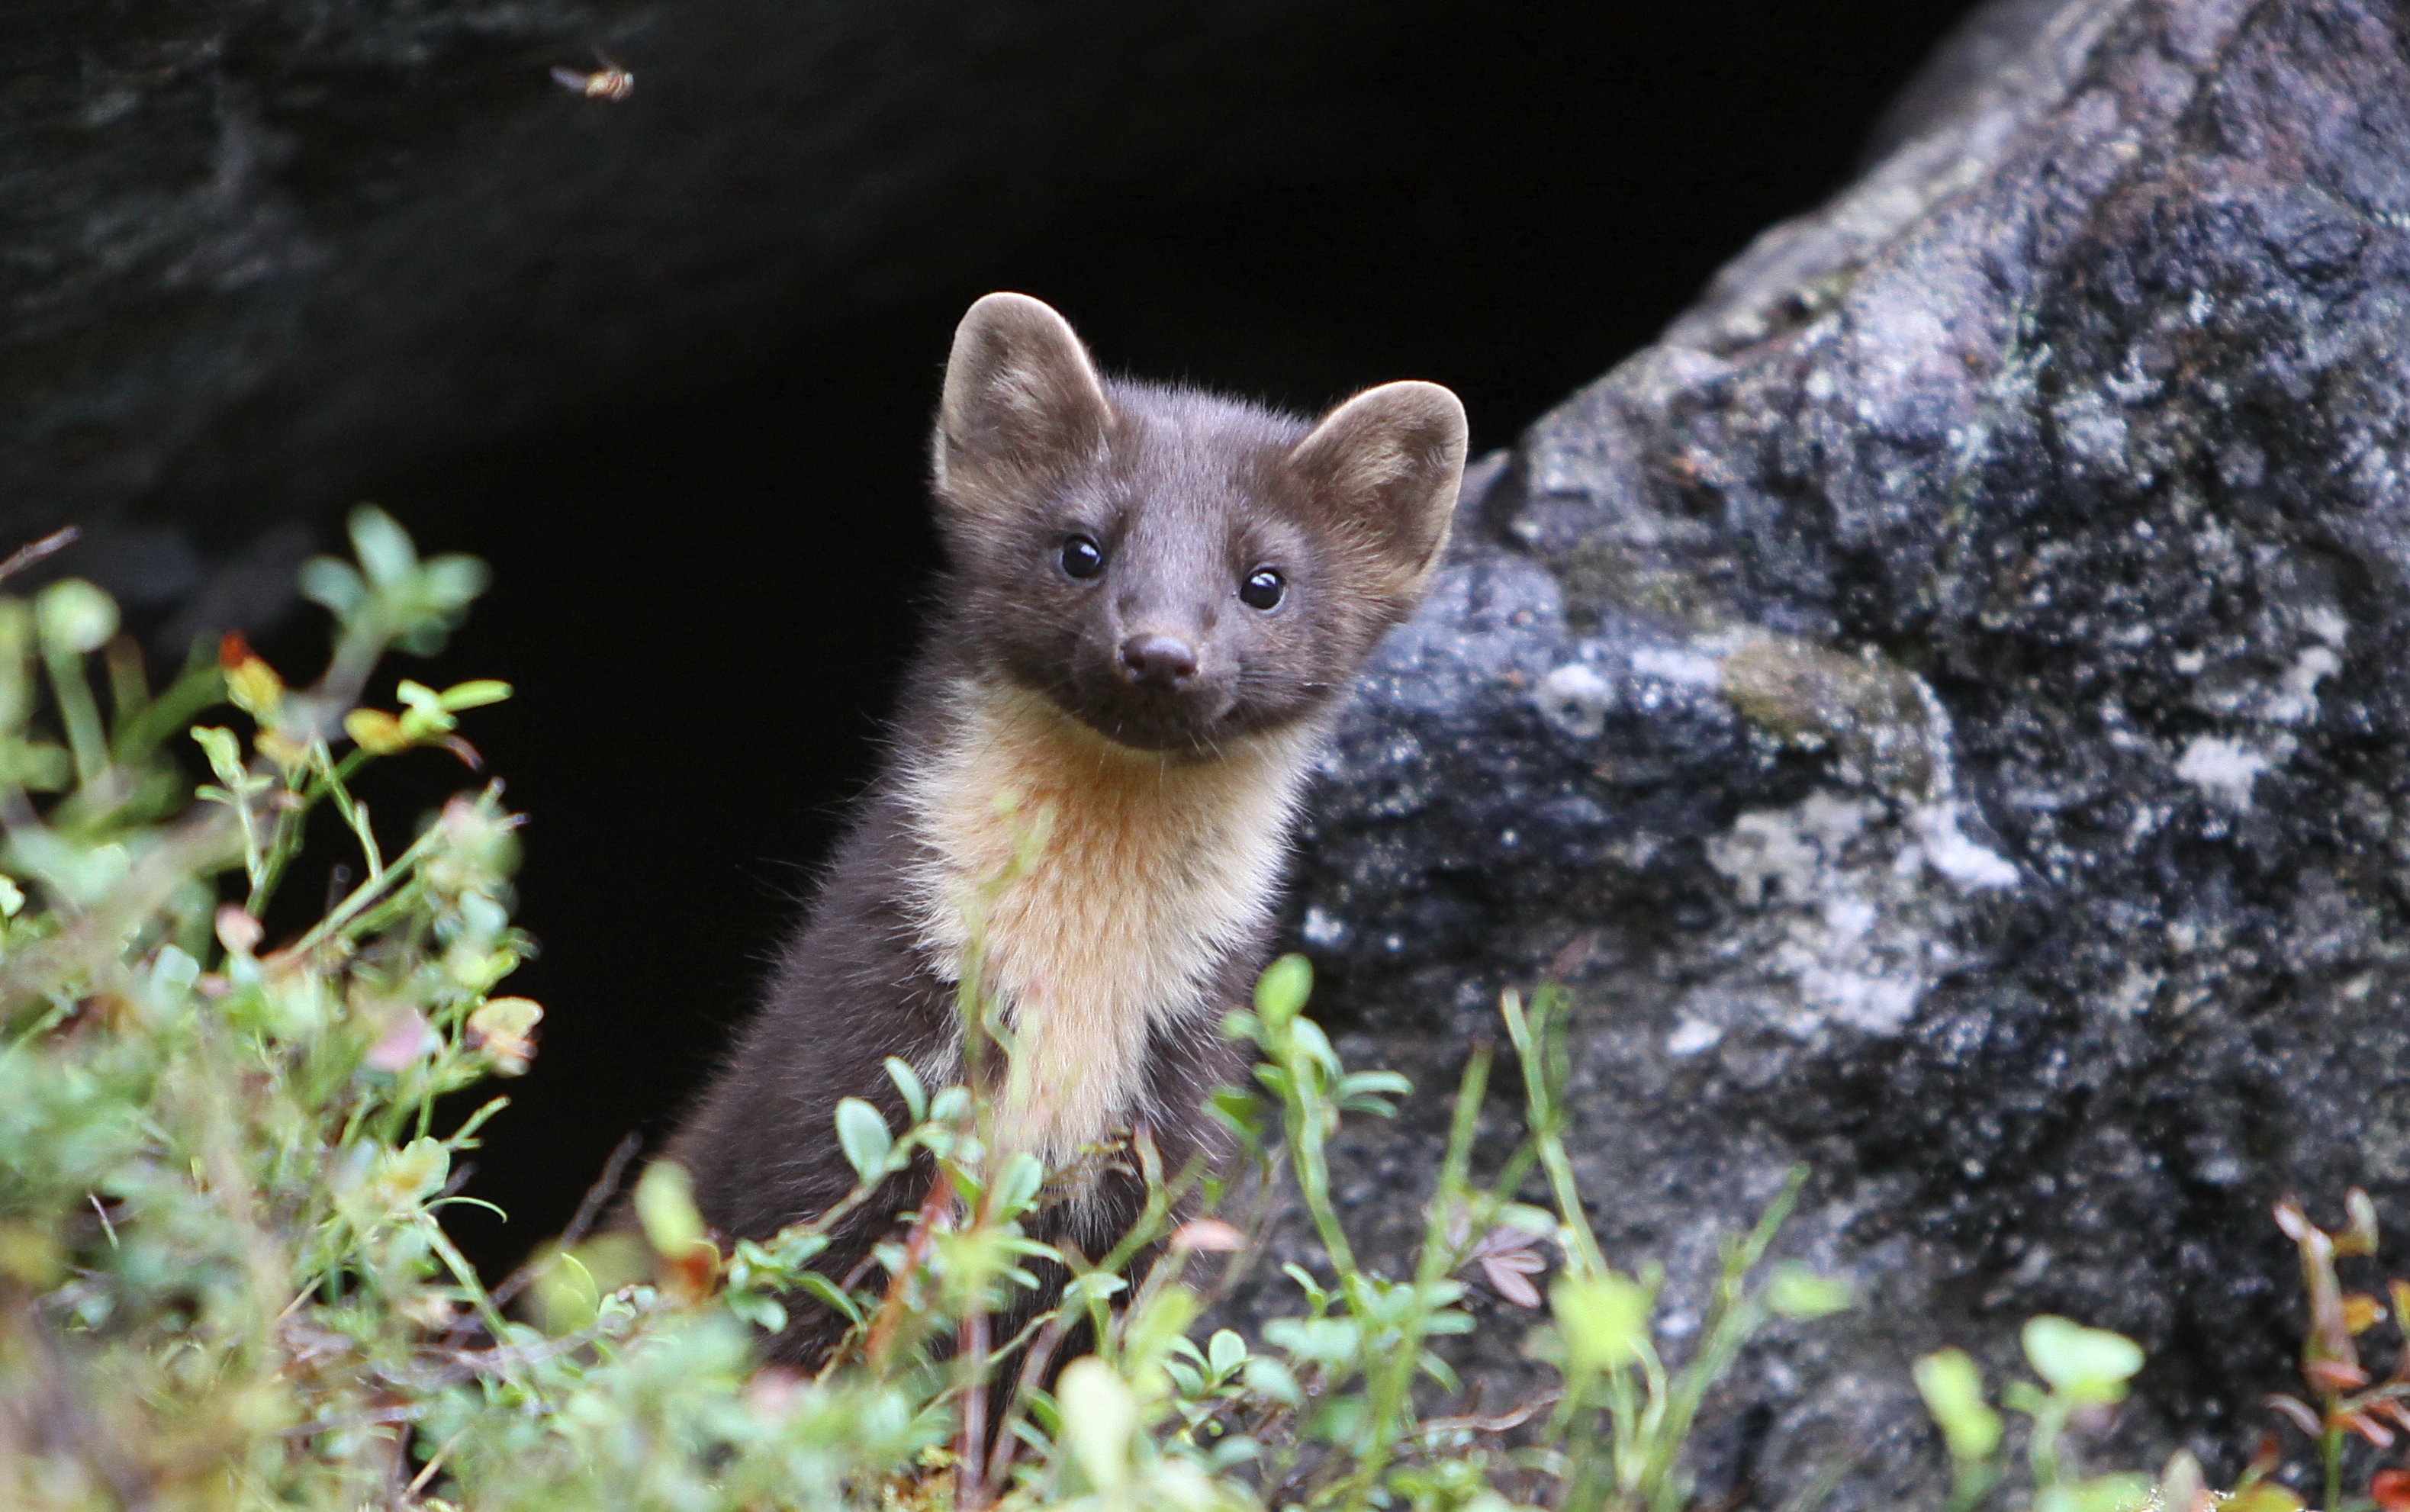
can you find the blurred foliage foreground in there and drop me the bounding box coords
[0,510,2396,1511]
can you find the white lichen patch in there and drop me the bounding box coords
[1301,906,1349,948]
[1535,661,1614,739]
[1708,793,1870,906]
[2161,603,2344,822]
[2303,603,2350,648]
[2054,390,2130,475]
[2176,735,2268,811]
[1900,679,2019,893]
[1665,1016,1723,1057]
[2264,645,2341,726]
[1686,643,2012,1043]
[1793,966,1919,1035]
[2106,960,2161,1017]
[1696,788,1949,1040]
[1909,801,2019,892]
[1629,645,1720,687]
[2158,597,2347,827]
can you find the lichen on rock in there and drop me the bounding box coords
[1269,0,2410,1501]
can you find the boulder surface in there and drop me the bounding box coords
[1276,0,2410,1500]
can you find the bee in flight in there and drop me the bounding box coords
[552,54,633,101]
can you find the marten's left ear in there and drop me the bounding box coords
[1289,380,1468,608]
[933,293,1115,530]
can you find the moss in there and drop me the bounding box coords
[1717,631,1935,795]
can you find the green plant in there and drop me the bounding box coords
[2262,1190,2410,1512]
[18,504,2397,1512]
[0,508,1855,1510]
[1909,1189,2410,1512]
[1501,985,1849,1512]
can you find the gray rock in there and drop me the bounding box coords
[1272,0,2410,1501]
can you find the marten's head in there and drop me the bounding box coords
[930,292,1467,754]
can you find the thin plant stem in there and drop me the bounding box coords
[1337,1041,1494,1510]
[43,643,108,788]
[1504,986,1604,1279]
[1276,1022,1356,1276]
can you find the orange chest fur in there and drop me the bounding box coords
[899,680,1314,1163]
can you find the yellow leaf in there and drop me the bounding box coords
[2343,1292,2386,1335]
[468,996,543,1074]
[223,646,285,719]
[343,708,413,755]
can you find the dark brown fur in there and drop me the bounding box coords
[661,292,1466,1365]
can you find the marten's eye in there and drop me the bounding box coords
[1060,536,1105,580]
[1240,567,1285,610]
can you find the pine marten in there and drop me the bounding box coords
[664,291,1467,1362]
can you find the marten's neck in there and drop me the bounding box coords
[897,677,1320,1164]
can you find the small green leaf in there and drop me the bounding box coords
[1057,1357,1137,1491]
[1255,954,1311,1028]
[1207,1436,1260,1470]
[299,557,366,619]
[1309,1393,1369,1450]
[795,1272,864,1324]
[1207,1086,1265,1141]
[436,679,513,712]
[1497,1202,1558,1235]
[1289,1018,1342,1076]
[0,740,71,791]
[350,505,420,587]
[419,554,491,606]
[2021,1315,2144,1406]
[1063,1272,1128,1307]
[2035,1474,2153,1512]
[833,1098,894,1182]
[1552,1271,1654,1375]
[1207,1327,1247,1378]
[883,1057,927,1124]
[1263,1315,1360,1366]
[1124,1283,1202,1374]
[764,1227,830,1270]
[35,580,118,656]
[726,1292,788,1333]
[632,1160,706,1257]
[530,1247,601,1335]
[1765,1261,1852,1320]
[189,725,245,785]
[1913,1348,2003,1462]
[1281,1262,1329,1313]
[993,1151,1043,1218]
[1242,1356,1302,1405]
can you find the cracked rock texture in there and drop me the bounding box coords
[1273,0,2410,1502]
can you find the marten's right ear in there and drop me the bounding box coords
[933,293,1115,526]
[1289,380,1468,614]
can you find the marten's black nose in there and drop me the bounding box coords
[1119,633,1199,689]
